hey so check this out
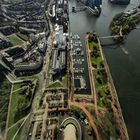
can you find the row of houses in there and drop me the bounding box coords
[0,0,48,35]
[0,32,12,49]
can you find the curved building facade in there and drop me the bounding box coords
[14,55,43,76]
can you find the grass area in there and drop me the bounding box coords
[88,34,121,139]
[91,55,103,69]
[20,75,38,81]
[93,70,111,108]
[88,35,111,108]
[70,105,86,118]
[61,75,67,87]
[0,73,12,131]
[8,83,31,127]
[88,41,97,50]
[85,106,96,117]
[88,39,104,69]
[7,121,23,140]
[93,69,119,138]
[8,34,24,46]
[48,81,63,89]
[110,12,140,42]
[16,32,29,41]
[13,83,23,91]
[96,113,120,139]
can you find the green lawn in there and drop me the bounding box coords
[88,40,103,69]
[7,121,23,140]
[88,35,119,139]
[96,113,120,139]
[93,70,111,108]
[20,75,38,81]
[48,81,63,88]
[91,55,103,68]
[62,75,67,87]
[13,83,23,91]
[88,41,97,50]
[8,83,30,127]
[8,34,24,46]
[0,73,12,131]
[88,39,111,107]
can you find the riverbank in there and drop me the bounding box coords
[87,33,129,139]
[68,0,140,138]
[110,6,140,43]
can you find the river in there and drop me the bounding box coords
[68,0,140,139]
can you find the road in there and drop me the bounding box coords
[69,101,100,140]
[4,84,13,140]
[11,114,30,140]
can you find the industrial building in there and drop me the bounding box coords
[0,32,47,77]
[51,25,67,80]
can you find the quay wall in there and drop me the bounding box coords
[97,37,129,140]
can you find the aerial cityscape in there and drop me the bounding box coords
[0,0,140,140]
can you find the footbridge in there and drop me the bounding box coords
[72,5,96,14]
[99,27,124,46]
[99,35,120,39]
[85,5,98,14]
[99,34,122,46]
[99,27,123,39]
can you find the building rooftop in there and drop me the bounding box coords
[64,124,77,140]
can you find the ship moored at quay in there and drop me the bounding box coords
[109,0,130,5]
[76,0,102,16]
